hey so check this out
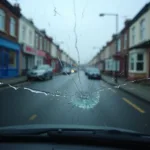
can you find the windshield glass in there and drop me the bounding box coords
[1,0,150,136]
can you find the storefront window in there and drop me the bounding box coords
[9,51,16,68]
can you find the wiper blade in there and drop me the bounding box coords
[0,128,143,137]
[0,124,147,137]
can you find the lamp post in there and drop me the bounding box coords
[99,13,118,83]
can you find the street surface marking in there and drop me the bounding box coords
[0,81,31,92]
[122,98,145,114]
[109,88,116,93]
[29,114,37,121]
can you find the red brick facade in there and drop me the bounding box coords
[0,1,20,42]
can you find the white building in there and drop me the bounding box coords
[50,42,58,69]
[128,2,150,80]
[19,16,35,73]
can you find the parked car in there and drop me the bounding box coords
[27,64,53,80]
[87,68,101,79]
[85,67,92,76]
[62,67,71,75]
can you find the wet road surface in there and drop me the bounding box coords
[0,71,150,134]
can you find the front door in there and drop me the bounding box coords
[1,50,9,77]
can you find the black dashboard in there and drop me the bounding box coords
[0,132,150,150]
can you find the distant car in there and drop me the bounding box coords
[85,67,92,76]
[71,68,77,73]
[62,67,71,75]
[88,68,101,79]
[27,64,53,80]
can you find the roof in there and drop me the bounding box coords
[130,2,150,26]
[129,40,150,50]
[1,0,21,17]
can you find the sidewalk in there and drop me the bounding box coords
[0,76,27,88]
[0,73,61,88]
[102,74,150,104]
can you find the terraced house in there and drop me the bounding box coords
[0,1,21,78]
[19,15,35,74]
[128,2,150,80]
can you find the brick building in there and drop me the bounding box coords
[0,0,21,78]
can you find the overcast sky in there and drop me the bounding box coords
[9,0,149,64]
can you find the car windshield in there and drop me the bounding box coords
[89,68,99,72]
[0,0,150,137]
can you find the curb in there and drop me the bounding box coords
[102,77,150,105]
[0,73,61,89]
[0,79,28,89]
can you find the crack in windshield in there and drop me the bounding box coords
[1,0,150,136]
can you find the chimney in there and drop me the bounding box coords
[28,19,34,25]
[56,45,60,49]
[40,30,46,35]
[112,34,117,40]
[49,37,53,42]
[14,3,21,14]
[124,19,131,27]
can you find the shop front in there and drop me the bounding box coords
[44,53,51,65]
[35,50,46,66]
[21,45,36,75]
[51,58,60,73]
[0,37,20,78]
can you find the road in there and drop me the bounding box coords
[0,71,150,134]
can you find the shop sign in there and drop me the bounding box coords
[37,50,46,57]
[24,45,36,55]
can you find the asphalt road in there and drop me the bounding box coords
[0,71,150,134]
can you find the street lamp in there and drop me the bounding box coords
[99,13,119,83]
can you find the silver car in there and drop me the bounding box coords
[62,67,71,75]
[27,64,53,80]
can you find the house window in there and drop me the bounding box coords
[140,19,145,41]
[0,9,5,31]
[44,39,47,51]
[124,33,127,49]
[117,39,121,52]
[130,56,134,70]
[29,31,32,45]
[35,34,38,49]
[10,17,16,36]
[47,41,49,52]
[40,37,42,50]
[130,53,144,71]
[136,53,144,71]
[132,27,135,45]
[22,26,26,41]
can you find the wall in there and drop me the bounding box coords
[51,43,57,58]
[129,9,150,48]
[19,17,35,48]
[105,46,109,59]
[0,3,19,42]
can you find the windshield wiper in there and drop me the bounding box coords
[0,126,145,137]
